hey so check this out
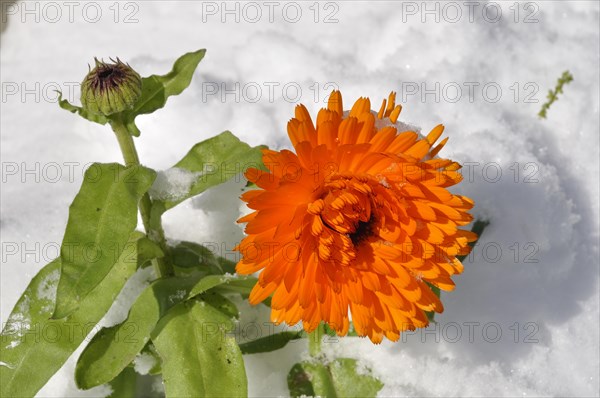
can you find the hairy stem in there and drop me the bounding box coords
[309,322,325,357]
[111,118,172,277]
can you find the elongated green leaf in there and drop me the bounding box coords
[75,268,252,389]
[188,274,254,299]
[152,299,247,398]
[153,131,264,210]
[171,241,223,275]
[240,331,304,355]
[57,92,109,125]
[172,241,238,275]
[122,49,206,136]
[214,277,257,295]
[459,219,489,261]
[75,274,202,389]
[53,163,156,319]
[131,49,205,116]
[0,233,142,398]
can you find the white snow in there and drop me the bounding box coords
[36,268,60,313]
[167,289,186,304]
[371,111,422,136]
[133,352,157,376]
[149,167,202,202]
[1,1,598,397]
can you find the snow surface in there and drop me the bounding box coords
[1,1,599,397]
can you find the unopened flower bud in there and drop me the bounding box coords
[81,58,142,116]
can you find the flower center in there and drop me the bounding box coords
[349,215,376,246]
[319,175,382,248]
[98,68,116,80]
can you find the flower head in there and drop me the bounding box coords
[236,91,476,343]
[81,58,142,116]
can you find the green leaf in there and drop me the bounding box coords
[538,70,573,119]
[459,219,490,261]
[240,331,304,355]
[154,131,264,210]
[53,163,156,319]
[198,291,239,319]
[425,283,441,322]
[171,241,223,275]
[74,274,201,389]
[121,49,206,137]
[328,358,383,398]
[287,359,383,398]
[0,233,142,398]
[137,237,164,269]
[214,277,257,295]
[152,299,247,398]
[57,91,109,125]
[288,362,336,398]
[108,366,138,398]
[170,241,239,277]
[188,274,254,299]
[288,363,316,397]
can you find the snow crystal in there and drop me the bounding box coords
[149,167,202,202]
[378,175,390,188]
[167,289,187,303]
[372,111,422,136]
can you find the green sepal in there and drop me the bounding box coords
[57,91,109,125]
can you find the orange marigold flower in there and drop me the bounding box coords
[235,91,476,343]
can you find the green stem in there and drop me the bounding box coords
[110,118,173,278]
[307,323,337,397]
[309,322,325,357]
